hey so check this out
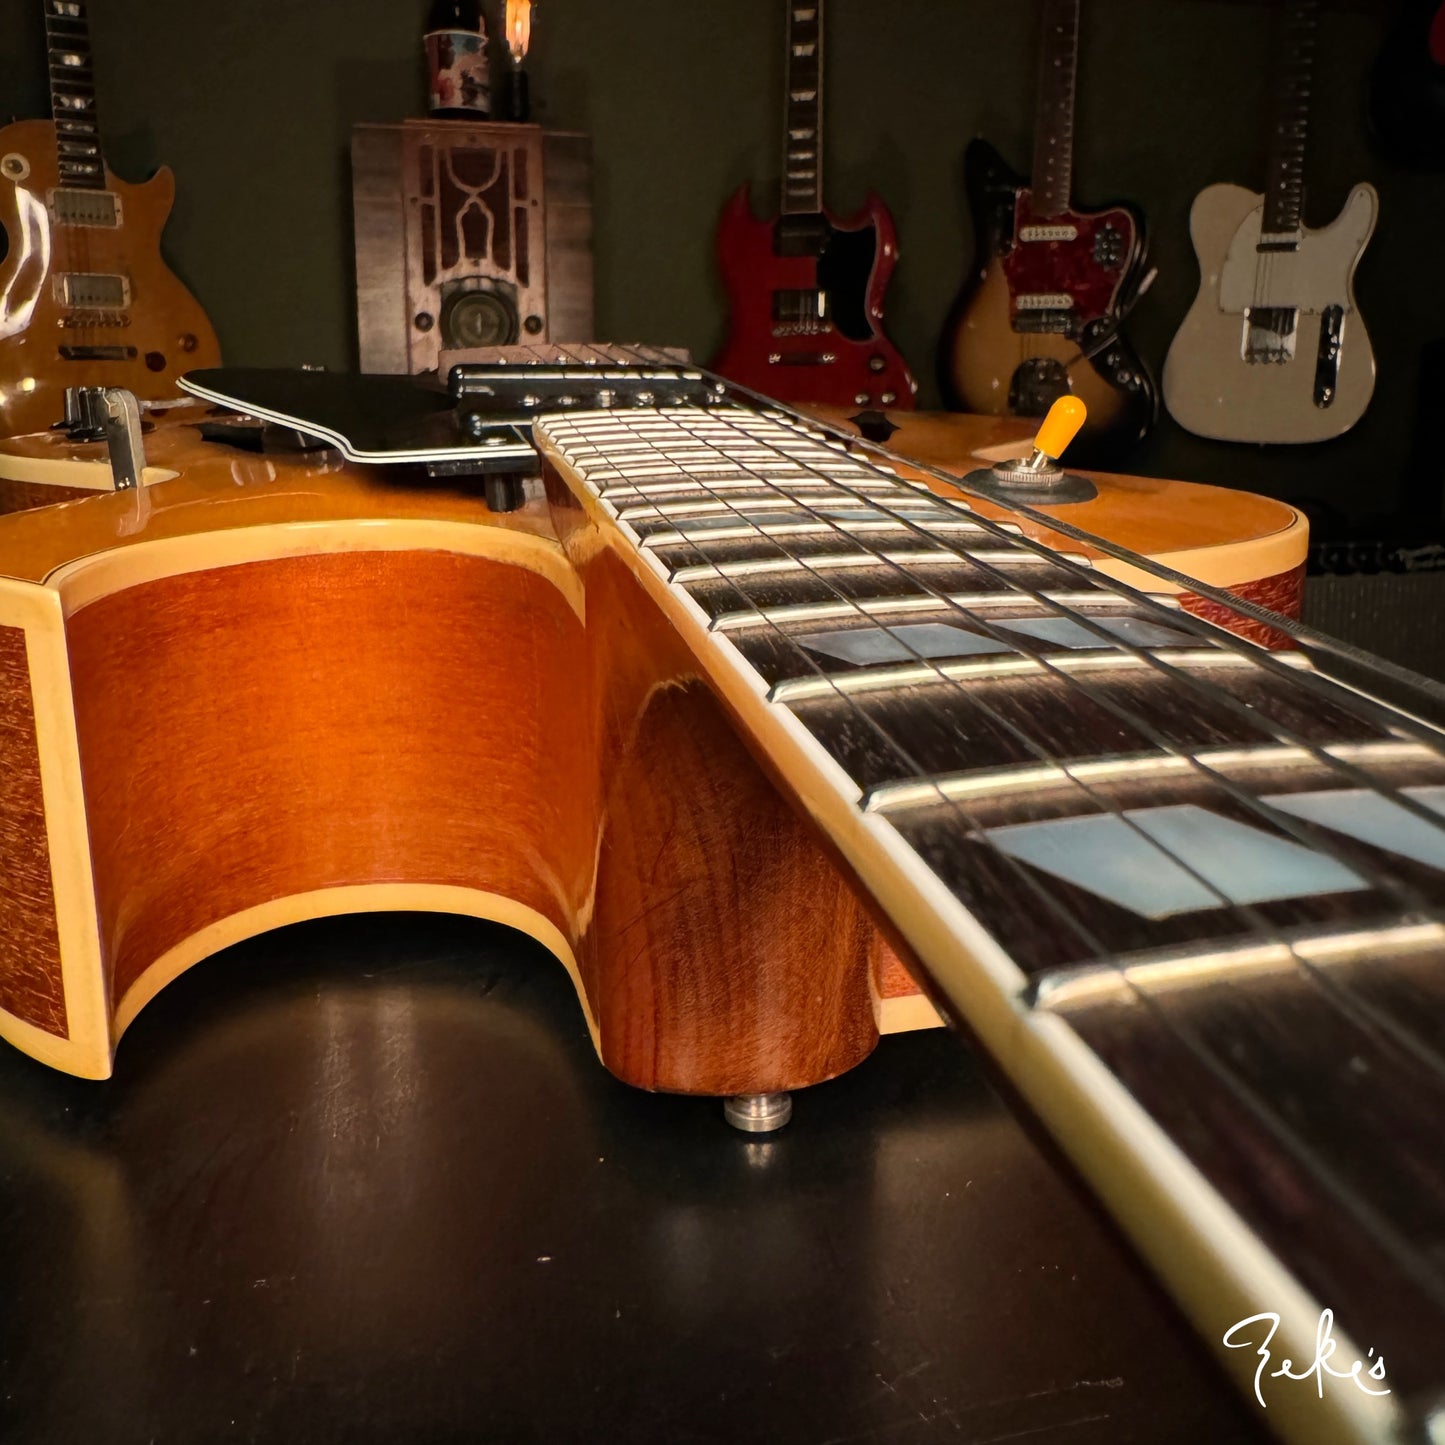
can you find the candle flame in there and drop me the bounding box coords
[505,0,533,62]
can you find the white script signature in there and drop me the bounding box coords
[1222,1309,1390,1409]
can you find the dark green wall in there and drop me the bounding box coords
[2,1,1439,525]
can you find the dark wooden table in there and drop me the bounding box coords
[0,914,1268,1444]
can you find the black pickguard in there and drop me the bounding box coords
[937,138,1158,467]
[774,213,878,344]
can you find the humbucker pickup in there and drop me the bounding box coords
[48,187,121,228]
[1018,224,1078,243]
[56,272,130,309]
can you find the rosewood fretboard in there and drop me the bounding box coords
[41,0,105,190]
[1030,0,1080,218]
[1262,0,1320,236]
[780,2,824,215]
[538,401,1445,1440]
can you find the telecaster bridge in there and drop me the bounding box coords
[1243,306,1298,364]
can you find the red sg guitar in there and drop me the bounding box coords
[711,0,916,411]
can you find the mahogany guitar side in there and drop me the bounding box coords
[0,119,220,438]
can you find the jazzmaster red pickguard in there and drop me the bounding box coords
[1001,191,1140,327]
[711,183,917,410]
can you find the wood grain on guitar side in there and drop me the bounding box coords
[0,625,66,1036]
[65,546,882,1094]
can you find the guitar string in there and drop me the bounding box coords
[648,401,1445,958]
[608,362,1445,844]
[678,355,1445,808]
[585,380,1445,1089]
[575,384,1445,965]
[673,399,1445,958]
[578,401,1445,1285]
[552,406,1445,1294]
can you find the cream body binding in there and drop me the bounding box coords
[1163,182,1377,444]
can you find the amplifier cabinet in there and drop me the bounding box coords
[351,120,595,374]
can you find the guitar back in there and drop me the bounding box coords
[0,119,220,438]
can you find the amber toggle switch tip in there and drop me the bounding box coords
[1033,395,1088,464]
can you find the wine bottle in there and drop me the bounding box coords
[425,0,491,120]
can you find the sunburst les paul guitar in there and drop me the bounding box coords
[0,0,220,439]
[0,351,1441,1441]
[710,0,917,411]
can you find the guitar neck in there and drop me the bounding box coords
[42,0,106,189]
[1262,0,1320,235]
[1030,0,1080,217]
[536,395,1445,1443]
[780,1,824,216]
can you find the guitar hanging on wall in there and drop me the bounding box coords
[0,0,221,438]
[1163,0,1376,444]
[710,0,917,411]
[936,0,1156,467]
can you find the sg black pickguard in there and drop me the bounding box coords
[774,213,878,343]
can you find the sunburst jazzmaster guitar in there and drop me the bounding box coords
[0,0,220,438]
[936,0,1156,465]
[1163,0,1377,444]
[0,350,1441,1443]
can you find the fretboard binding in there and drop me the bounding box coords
[769,646,1303,705]
[710,590,1126,633]
[862,738,1427,816]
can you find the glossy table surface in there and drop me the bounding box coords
[0,914,1269,1444]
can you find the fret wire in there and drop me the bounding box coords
[584,388,1345,946]
[562,376,1445,1303]
[691,371,1445,834]
[588,387,1445,1094]
[657,403,1445,906]
[558,405,1445,1276]
[659,406,1445,1103]
[579,408,1119,966]
[670,402,1445,937]
[609,348,1443,767]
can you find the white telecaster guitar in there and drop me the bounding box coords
[1163,0,1377,444]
